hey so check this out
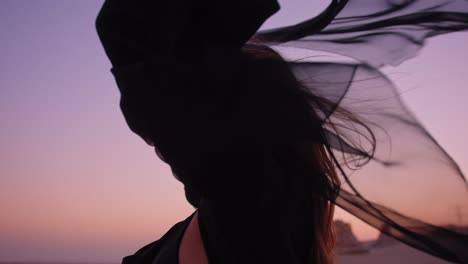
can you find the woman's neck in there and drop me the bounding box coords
[179,211,209,264]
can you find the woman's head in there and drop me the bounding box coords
[168,44,341,263]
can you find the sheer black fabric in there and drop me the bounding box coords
[254,1,468,262]
[288,62,468,262]
[96,0,468,263]
[257,0,468,67]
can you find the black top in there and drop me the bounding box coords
[122,212,195,264]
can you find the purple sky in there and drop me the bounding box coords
[0,0,467,262]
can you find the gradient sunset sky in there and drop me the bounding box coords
[1,0,467,262]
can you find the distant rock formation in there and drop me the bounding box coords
[373,224,399,249]
[334,220,369,255]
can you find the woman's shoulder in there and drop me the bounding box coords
[122,212,195,264]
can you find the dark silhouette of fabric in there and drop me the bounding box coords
[96,0,468,263]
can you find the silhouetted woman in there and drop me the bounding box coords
[96,0,468,263]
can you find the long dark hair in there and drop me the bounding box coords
[240,44,340,264]
[169,44,374,264]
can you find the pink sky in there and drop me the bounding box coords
[0,0,467,262]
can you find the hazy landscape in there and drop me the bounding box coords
[0,245,452,264]
[1,220,459,264]
[334,220,452,264]
[337,244,450,264]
